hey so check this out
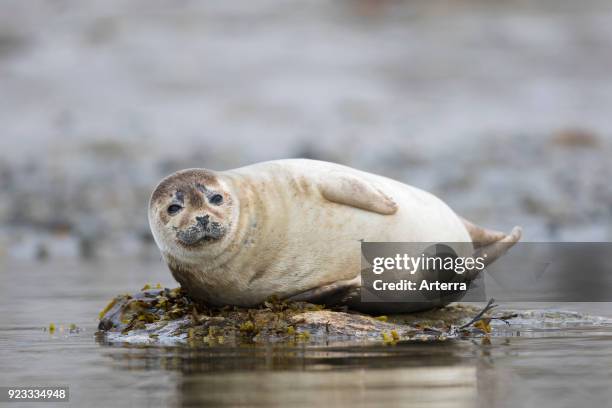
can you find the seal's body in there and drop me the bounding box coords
[149,159,521,312]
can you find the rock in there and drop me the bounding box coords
[289,310,413,342]
[96,287,491,346]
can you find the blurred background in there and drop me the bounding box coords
[1,0,612,262]
[2,3,612,406]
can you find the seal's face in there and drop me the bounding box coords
[148,169,235,255]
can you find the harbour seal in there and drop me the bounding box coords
[148,159,521,313]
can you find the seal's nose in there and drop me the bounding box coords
[196,215,209,226]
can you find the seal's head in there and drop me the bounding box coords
[148,169,236,258]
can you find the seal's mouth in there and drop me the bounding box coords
[175,215,225,246]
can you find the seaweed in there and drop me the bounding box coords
[45,322,81,334]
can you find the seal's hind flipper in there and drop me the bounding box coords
[318,173,398,215]
[461,217,508,248]
[287,276,361,305]
[464,225,522,280]
[475,226,522,266]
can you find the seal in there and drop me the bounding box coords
[148,159,521,313]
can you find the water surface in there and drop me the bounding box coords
[1,259,611,407]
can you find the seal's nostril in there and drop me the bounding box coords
[196,215,209,225]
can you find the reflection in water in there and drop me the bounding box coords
[178,366,477,407]
[100,343,479,407]
[98,342,472,372]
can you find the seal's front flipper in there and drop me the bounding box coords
[318,173,398,215]
[287,276,361,305]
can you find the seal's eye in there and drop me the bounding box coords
[167,204,182,215]
[209,194,223,205]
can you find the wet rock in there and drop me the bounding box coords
[97,287,494,346]
[289,310,414,342]
[97,287,612,346]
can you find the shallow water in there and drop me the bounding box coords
[1,259,612,407]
